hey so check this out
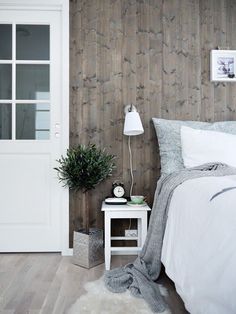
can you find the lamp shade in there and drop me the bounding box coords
[123,111,144,136]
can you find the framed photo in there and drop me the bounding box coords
[211,50,236,82]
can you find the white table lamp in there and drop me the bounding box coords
[123,105,144,197]
[124,111,144,136]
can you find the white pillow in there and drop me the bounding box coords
[181,126,236,168]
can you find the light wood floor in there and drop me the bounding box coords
[0,253,187,314]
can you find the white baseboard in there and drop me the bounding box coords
[61,248,73,256]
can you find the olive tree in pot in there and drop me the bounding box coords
[55,144,116,268]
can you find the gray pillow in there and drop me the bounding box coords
[152,118,236,175]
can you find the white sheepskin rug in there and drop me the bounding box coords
[68,276,171,314]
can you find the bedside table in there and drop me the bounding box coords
[101,201,151,270]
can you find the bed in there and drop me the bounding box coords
[161,174,236,314]
[153,118,236,314]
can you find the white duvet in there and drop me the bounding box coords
[161,175,236,314]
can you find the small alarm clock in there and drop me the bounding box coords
[112,181,125,198]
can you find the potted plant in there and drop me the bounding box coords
[55,143,116,268]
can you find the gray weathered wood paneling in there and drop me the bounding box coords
[70,0,236,246]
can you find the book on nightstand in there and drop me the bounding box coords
[104,197,127,205]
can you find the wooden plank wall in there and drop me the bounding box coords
[70,0,236,246]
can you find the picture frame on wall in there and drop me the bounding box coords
[211,50,236,82]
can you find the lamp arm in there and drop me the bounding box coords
[128,136,134,197]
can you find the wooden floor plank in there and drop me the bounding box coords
[0,253,187,313]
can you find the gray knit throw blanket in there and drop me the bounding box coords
[104,163,236,313]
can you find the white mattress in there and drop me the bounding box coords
[161,175,236,314]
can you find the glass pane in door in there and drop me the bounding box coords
[0,24,12,60]
[0,104,12,139]
[0,64,12,99]
[16,65,49,100]
[16,25,49,60]
[16,103,50,140]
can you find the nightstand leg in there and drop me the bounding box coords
[105,214,111,270]
[141,213,147,247]
[137,218,141,247]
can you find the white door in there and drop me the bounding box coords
[0,7,68,252]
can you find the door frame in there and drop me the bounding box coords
[0,0,70,255]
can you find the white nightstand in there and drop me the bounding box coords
[101,201,151,270]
